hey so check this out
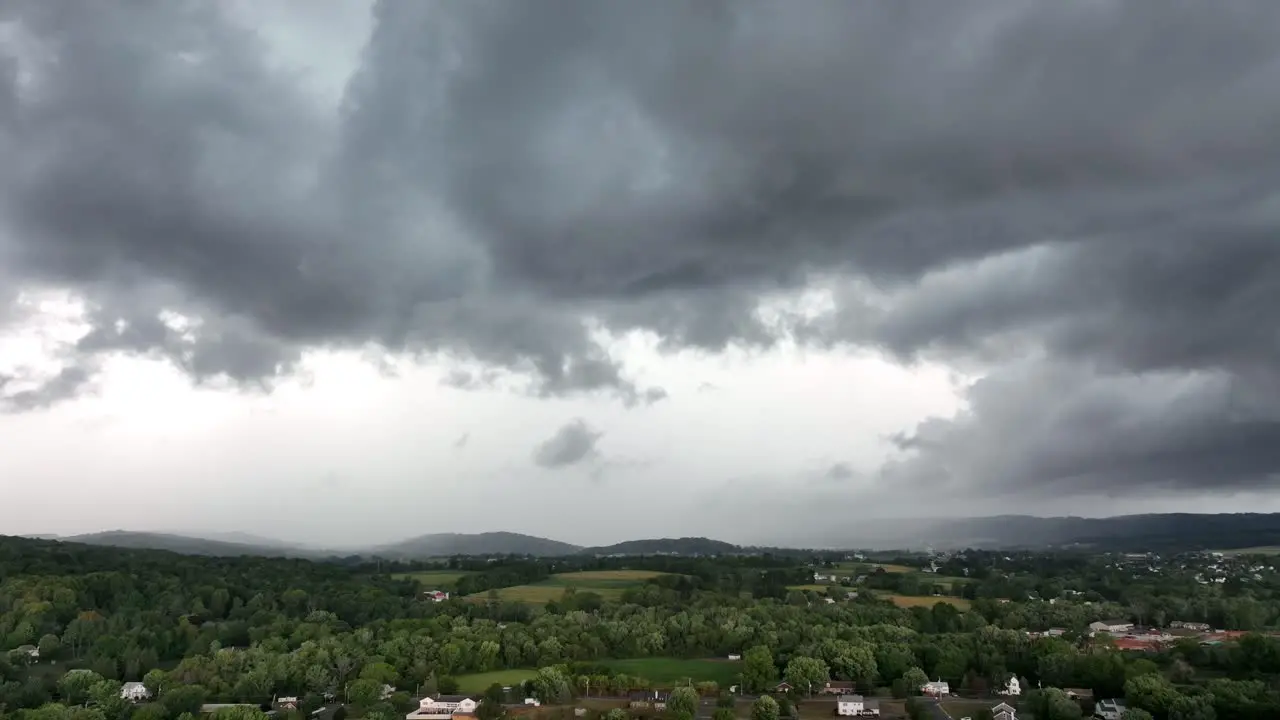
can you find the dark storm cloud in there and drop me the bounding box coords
[533,419,603,469]
[3,1,1280,497]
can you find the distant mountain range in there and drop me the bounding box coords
[23,513,1280,559]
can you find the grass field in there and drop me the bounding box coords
[1219,546,1280,555]
[391,569,473,587]
[596,658,741,686]
[882,594,972,611]
[468,570,669,603]
[455,669,538,693]
[787,584,834,592]
[550,570,669,582]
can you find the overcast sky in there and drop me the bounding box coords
[3,0,1280,548]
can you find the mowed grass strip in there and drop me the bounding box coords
[596,658,741,686]
[455,668,538,693]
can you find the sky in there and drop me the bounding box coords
[3,0,1280,548]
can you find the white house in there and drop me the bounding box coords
[921,680,950,696]
[405,696,477,720]
[1095,699,1127,720]
[120,682,151,702]
[836,695,879,716]
[1088,620,1133,635]
[11,645,38,661]
[998,676,1021,696]
[523,699,540,706]
[991,702,1016,720]
[727,653,742,661]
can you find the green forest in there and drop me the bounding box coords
[4,537,1280,720]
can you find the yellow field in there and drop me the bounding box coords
[552,570,669,581]
[883,594,972,611]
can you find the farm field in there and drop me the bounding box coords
[596,658,741,686]
[392,569,473,587]
[468,570,670,603]
[787,584,834,592]
[880,593,972,611]
[455,669,538,693]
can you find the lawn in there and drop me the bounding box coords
[391,570,473,587]
[596,658,741,686]
[942,698,1008,717]
[787,584,835,592]
[882,594,972,611]
[455,669,538,693]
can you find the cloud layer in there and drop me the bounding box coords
[3,1,1280,499]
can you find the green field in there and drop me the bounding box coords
[1218,546,1280,555]
[474,584,628,603]
[468,570,670,603]
[455,669,539,693]
[596,658,741,686]
[392,570,473,587]
[787,584,835,592]
[879,593,972,611]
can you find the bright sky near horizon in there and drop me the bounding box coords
[4,0,1280,547]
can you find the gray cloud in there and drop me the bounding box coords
[533,419,603,469]
[2,1,1280,498]
[825,462,856,482]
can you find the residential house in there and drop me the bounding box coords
[1170,621,1211,632]
[998,676,1021,696]
[820,681,855,695]
[276,697,299,711]
[773,682,794,693]
[405,696,478,720]
[627,691,669,710]
[921,680,950,696]
[991,702,1016,720]
[523,699,540,707]
[1064,688,1093,703]
[836,695,879,716]
[423,590,450,602]
[11,645,38,662]
[1094,699,1127,720]
[120,682,151,702]
[1088,620,1133,635]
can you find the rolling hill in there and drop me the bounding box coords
[61,531,317,557]
[371,531,582,558]
[583,536,742,556]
